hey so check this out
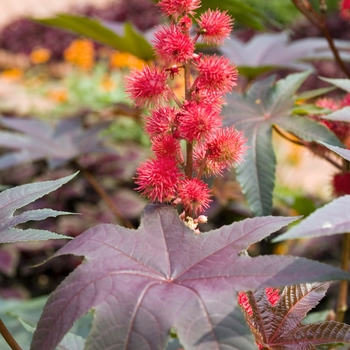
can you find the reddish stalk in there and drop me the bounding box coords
[184,58,193,217]
[184,60,193,180]
[291,0,350,78]
[292,0,320,27]
[320,24,350,78]
[0,319,22,350]
[169,89,183,107]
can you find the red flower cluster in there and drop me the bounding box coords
[340,0,350,20]
[332,172,350,197]
[126,0,246,221]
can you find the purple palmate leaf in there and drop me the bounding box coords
[31,205,350,350]
[220,32,350,79]
[239,283,350,349]
[273,195,350,242]
[0,117,110,170]
[0,173,76,243]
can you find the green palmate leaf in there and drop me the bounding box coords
[319,77,350,93]
[236,124,276,218]
[4,296,92,350]
[0,296,48,349]
[275,113,342,143]
[223,71,342,216]
[18,318,86,350]
[34,14,153,60]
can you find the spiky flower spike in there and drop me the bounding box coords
[158,0,201,19]
[126,0,246,225]
[197,9,233,45]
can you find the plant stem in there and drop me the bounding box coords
[185,141,193,179]
[196,153,208,180]
[0,319,22,350]
[168,89,183,108]
[319,21,350,79]
[291,0,320,27]
[291,0,350,78]
[184,58,194,217]
[319,153,343,170]
[272,125,305,146]
[184,59,193,181]
[81,168,135,229]
[336,232,350,322]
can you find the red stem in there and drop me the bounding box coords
[0,319,22,350]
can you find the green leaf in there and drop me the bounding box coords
[296,86,336,101]
[34,14,154,60]
[292,104,331,115]
[223,71,342,216]
[237,124,276,217]
[276,113,342,145]
[319,77,350,93]
[17,317,86,350]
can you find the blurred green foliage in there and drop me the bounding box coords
[243,0,301,25]
[35,15,154,60]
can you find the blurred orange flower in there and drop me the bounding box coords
[109,52,145,70]
[64,39,95,70]
[100,76,115,91]
[30,48,51,64]
[0,68,23,81]
[47,89,68,103]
